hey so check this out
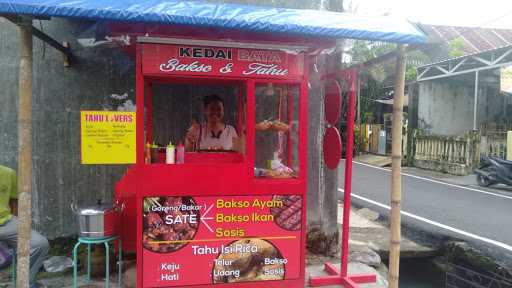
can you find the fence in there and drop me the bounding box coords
[411,130,480,176]
[480,123,509,159]
[480,125,510,159]
[358,122,509,175]
[481,132,507,159]
[446,264,512,288]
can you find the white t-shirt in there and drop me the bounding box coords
[197,124,238,150]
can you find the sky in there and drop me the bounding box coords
[347,0,512,29]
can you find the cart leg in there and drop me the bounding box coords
[118,239,123,287]
[105,242,110,288]
[72,242,81,288]
[87,243,91,282]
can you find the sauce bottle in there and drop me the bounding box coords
[166,142,175,164]
[145,142,151,164]
[176,142,185,164]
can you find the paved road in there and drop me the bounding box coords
[339,161,512,254]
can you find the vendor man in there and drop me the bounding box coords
[185,94,238,151]
[0,165,49,288]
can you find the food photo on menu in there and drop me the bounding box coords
[212,238,286,283]
[143,196,201,253]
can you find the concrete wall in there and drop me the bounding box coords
[418,79,475,135]
[418,73,505,136]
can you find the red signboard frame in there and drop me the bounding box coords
[310,69,376,288]
[141,43,305,80]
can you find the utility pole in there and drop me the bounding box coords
[16,16,33,288]
[388,44,406,288]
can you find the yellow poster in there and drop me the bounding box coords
[501,65,512,94]
[81,111,136,164]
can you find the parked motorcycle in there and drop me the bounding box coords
[474,156,512,187]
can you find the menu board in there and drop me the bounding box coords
[142,195,303,287]
[80,111,136,164]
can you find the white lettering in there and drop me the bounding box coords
[151,204,201,213]
[159,59,212,73]
[264,258,288,265]
[264,268,284,276]
[242,63,288,76]
[220,63,233,74]
[161,263,180,272]
[161,273,179,281]
[213,269,240,278]
[221,244,258,254]
[164,214,197,225]
[214,259,233,266]
[191,245,219,255]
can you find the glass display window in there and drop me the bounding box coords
[254,83,299,178]
[146,80,246,164]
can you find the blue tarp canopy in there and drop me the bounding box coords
[0,0,426,44]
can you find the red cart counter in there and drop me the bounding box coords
[116,36,310,288]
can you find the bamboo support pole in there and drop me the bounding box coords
[388,45,406,288]
[16,16,33,288]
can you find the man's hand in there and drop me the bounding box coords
[186,122,199,143]
[9,199,18,216]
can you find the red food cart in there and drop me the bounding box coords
[116,34,316,288]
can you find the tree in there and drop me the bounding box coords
[448,37,465,58]
[346,40,432,123]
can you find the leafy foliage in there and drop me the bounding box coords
[346,40,434,123]
[405,66,417,81]
[448,37,465,58]
[350,41,396,63]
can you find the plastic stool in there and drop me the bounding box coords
[72,236,122,288]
